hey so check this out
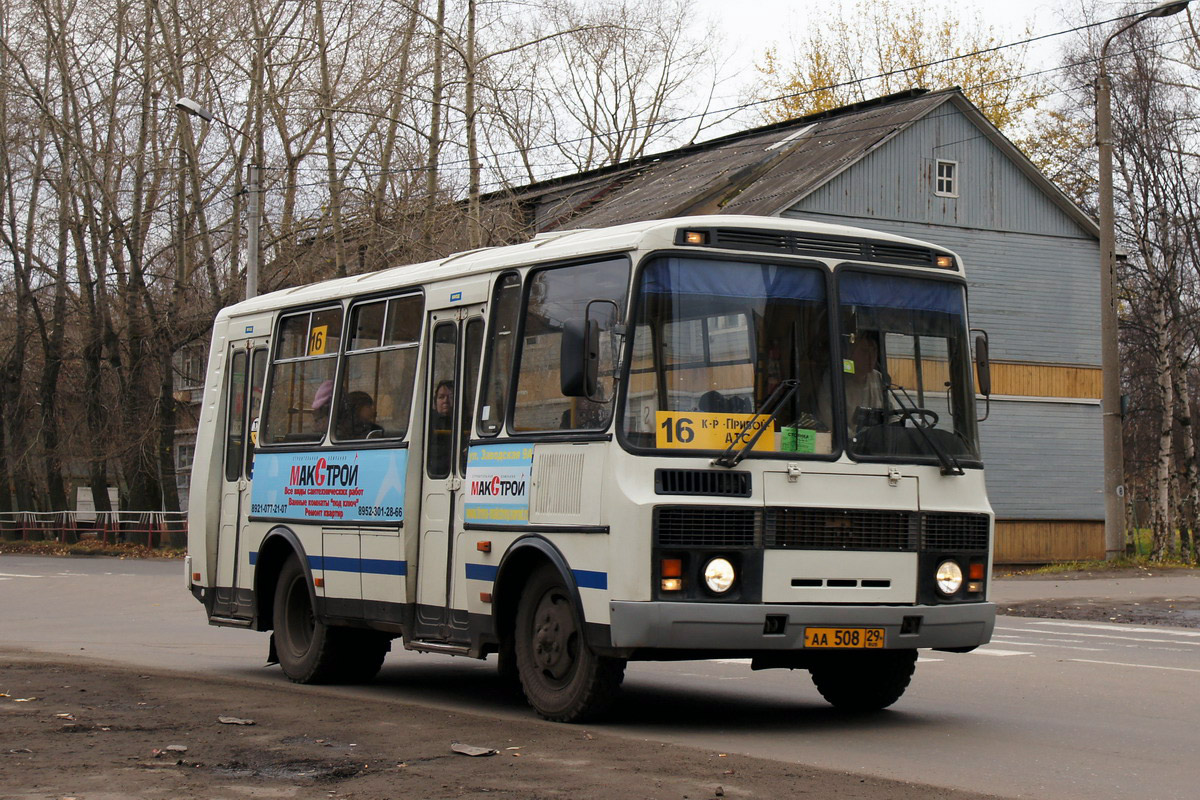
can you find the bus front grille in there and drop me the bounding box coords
[765,508,916,551]
[654,507,988,553]
[654,507,760,547]
[921,512,990,551]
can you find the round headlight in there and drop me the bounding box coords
[703,557,736,594]
[935,560,964,596]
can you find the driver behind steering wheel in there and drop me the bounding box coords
[818,330,885,436]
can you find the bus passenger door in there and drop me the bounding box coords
[414,304,484,642]
[215,341,268,618]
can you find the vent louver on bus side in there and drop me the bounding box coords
[655,469,752,497]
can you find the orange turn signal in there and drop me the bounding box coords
[661,558,682,578]
[969,563,985,581]
[191,572,201,582]
[314,577,324,588]
[476,540,492,553]
[480,592,493,603]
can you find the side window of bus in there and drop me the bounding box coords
[261,306,343,445]
[426,323,457,478]
[512,259,628,432]
[459,318,484,473]
[245,348,268,477]
[476,273,520,436]
[334,293,423,442]
[224,350,248,482]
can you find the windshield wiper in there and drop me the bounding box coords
[712,379,798,469]
[884,382,964,476]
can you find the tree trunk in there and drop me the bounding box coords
[1151,292,1174,560]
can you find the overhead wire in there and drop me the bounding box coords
[181,9,1197,200]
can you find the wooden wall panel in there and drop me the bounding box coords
[988,362,1101,400]
[994,520,1105,563]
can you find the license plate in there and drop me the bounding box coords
[804,627,885,649]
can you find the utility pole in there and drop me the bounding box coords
[175,97,262,300]
[1094,0,1190,559]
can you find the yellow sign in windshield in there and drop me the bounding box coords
[655,411,776,452]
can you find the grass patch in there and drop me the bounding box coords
[0,539,184,559]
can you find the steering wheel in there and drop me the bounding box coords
[893,406,939,426]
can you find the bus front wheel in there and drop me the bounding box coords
[809,649,917,711]
[272,554,388,684]
[514,565,625,722]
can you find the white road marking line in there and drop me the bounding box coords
[917,657,943,663]
[1027,620,1200,638]
[997,625,1200,647]
[972,648,1033,656]
[0,572,42,578]
[712,658,752,665]
[988,639,1105,651]
[1068,659,1200,674]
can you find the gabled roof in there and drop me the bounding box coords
[500,88,1098,239]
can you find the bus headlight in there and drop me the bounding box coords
[703,557,736,594]
[935,560,964,596]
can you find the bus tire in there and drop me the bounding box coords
[514,565,625,722]
[272,555,345,684]
[809,649,917,712]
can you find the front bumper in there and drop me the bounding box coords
[609,600,995,651]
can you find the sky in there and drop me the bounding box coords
[681,0,1168,138]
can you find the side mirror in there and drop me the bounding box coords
[560,317,600,398]
[974,332,991,396]
[972,329,991,423]
[560,300,618,400]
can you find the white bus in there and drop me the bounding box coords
[187,215,996,722]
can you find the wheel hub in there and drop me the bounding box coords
[531,593,575,680]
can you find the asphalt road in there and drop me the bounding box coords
[4,554,1199,799]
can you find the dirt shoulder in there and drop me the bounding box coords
[1,656,997,800]
[995,566,1200,627]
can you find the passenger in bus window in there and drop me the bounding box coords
[340,391,384,440]
[433,380,453,428]
[428,380,454,474]
[312,380,334,436]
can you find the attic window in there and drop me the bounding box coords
[935,160,958,198]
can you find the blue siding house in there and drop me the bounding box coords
[496,88,1104,562]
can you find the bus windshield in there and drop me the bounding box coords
[619,257,980,465]
[837,270,979,463]
[621,256,835,455]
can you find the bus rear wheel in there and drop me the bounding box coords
[809,649,917,711]
[272,555,388,684]
[514,565,625,722]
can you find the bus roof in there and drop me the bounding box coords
[216,215,962,321]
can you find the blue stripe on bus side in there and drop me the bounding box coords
[465,563,498,582]
[465,564,607,590]
[572,569,607,590]
[245,552,406,576]
[250,552,600,587]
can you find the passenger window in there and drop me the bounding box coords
[335,293,423,442]
[224,350,248,482]
[261,307,343,445]
[511,259,628,431]
[245,348,268,476]
[476,273,520,436]
[426,323,458,478]
[459,318,484,473]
